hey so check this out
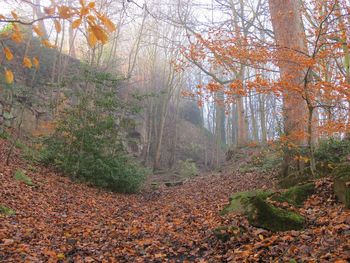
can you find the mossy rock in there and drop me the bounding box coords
[213,226,243,242]
[221,189,273,215]
[246,196,305,232]
[151,182,159,190]
[13,169,35,186]
[278,172,310,189]
[164,181,183,187]
[272,183,315,206]
[0,205,15,216]
[333,163,350,209]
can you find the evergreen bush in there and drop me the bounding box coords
[41,71,146,193]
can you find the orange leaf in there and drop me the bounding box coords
[33,57,40,69]
[87,30,97,47]
[99,15,116,32]
[88,2,95,8]
[5,69,14,84]
[72,18,82,29]
[44,7,55,15]
[58,6,72,19]
[33,25,44,37]
[42,39,55,48]
[23,56,33,68]
[90,25,108,44]
[86,15,96,25]
[57,253,65,260]
[54,20,62,33]
[80,7,89,16]
[12,31,23,43]
[11,11,18,20]
[3,47,13,61]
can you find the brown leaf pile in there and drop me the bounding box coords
[0,138,349,262]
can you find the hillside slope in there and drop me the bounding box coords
[0,138,349,262]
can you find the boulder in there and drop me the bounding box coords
[221,190,305,232]
[272,183,315,206]
[246,196,305,232]
[221,190,273,215]
[278,172,311,189]
[164,181,183,187]
[333,163,350,209]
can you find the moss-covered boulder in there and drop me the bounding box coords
[151,182,159,190]
[221,190,273,215]
[0,205,15,216]
[164,181,183,187]
[246,196,305,232]
[272,183,315,206]
[278,172,310,189]
[333,163,350,209]
[221,190,305,232]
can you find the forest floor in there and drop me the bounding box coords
[1,138,350,262]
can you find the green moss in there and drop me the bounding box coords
[333,163,350,208]
[151,182,159,190]
[164,181,183,187]
[221,190,273,215]
[246,196,305,232]
[315,138,350,165]
[0,205,15,216]
[0,129,10,139]
[13,169,35,186]
[278,172,310,189]
[332,163,350,180]
[272,183,315,206]
[177,159,198,178]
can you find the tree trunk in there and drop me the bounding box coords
[237,95,247,147]
[259,94,268,144]
[268,0,308,176]
[249,90,259,142]
[231,102,238,147]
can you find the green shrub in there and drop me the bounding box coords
[315,138,350,165]
[0,129,10,139]
[260,151,283,172]
[177,159,198,178]
[40,71,146,193]
[239,148,283,174]
[0,205,15,216]
[13,169,35,186]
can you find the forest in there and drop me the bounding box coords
[0,0,350,262]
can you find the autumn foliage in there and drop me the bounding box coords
[181,0,350,141]
[0,0,116,84]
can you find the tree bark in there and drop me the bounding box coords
[258,94,268,144]
[268,0,308,176]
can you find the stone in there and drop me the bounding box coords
[333,163,350,209]
[272,183,315,206]
[221,190,305,232]
[278,172,311,189]
[221,189,273,215]
[246,196,305,232]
